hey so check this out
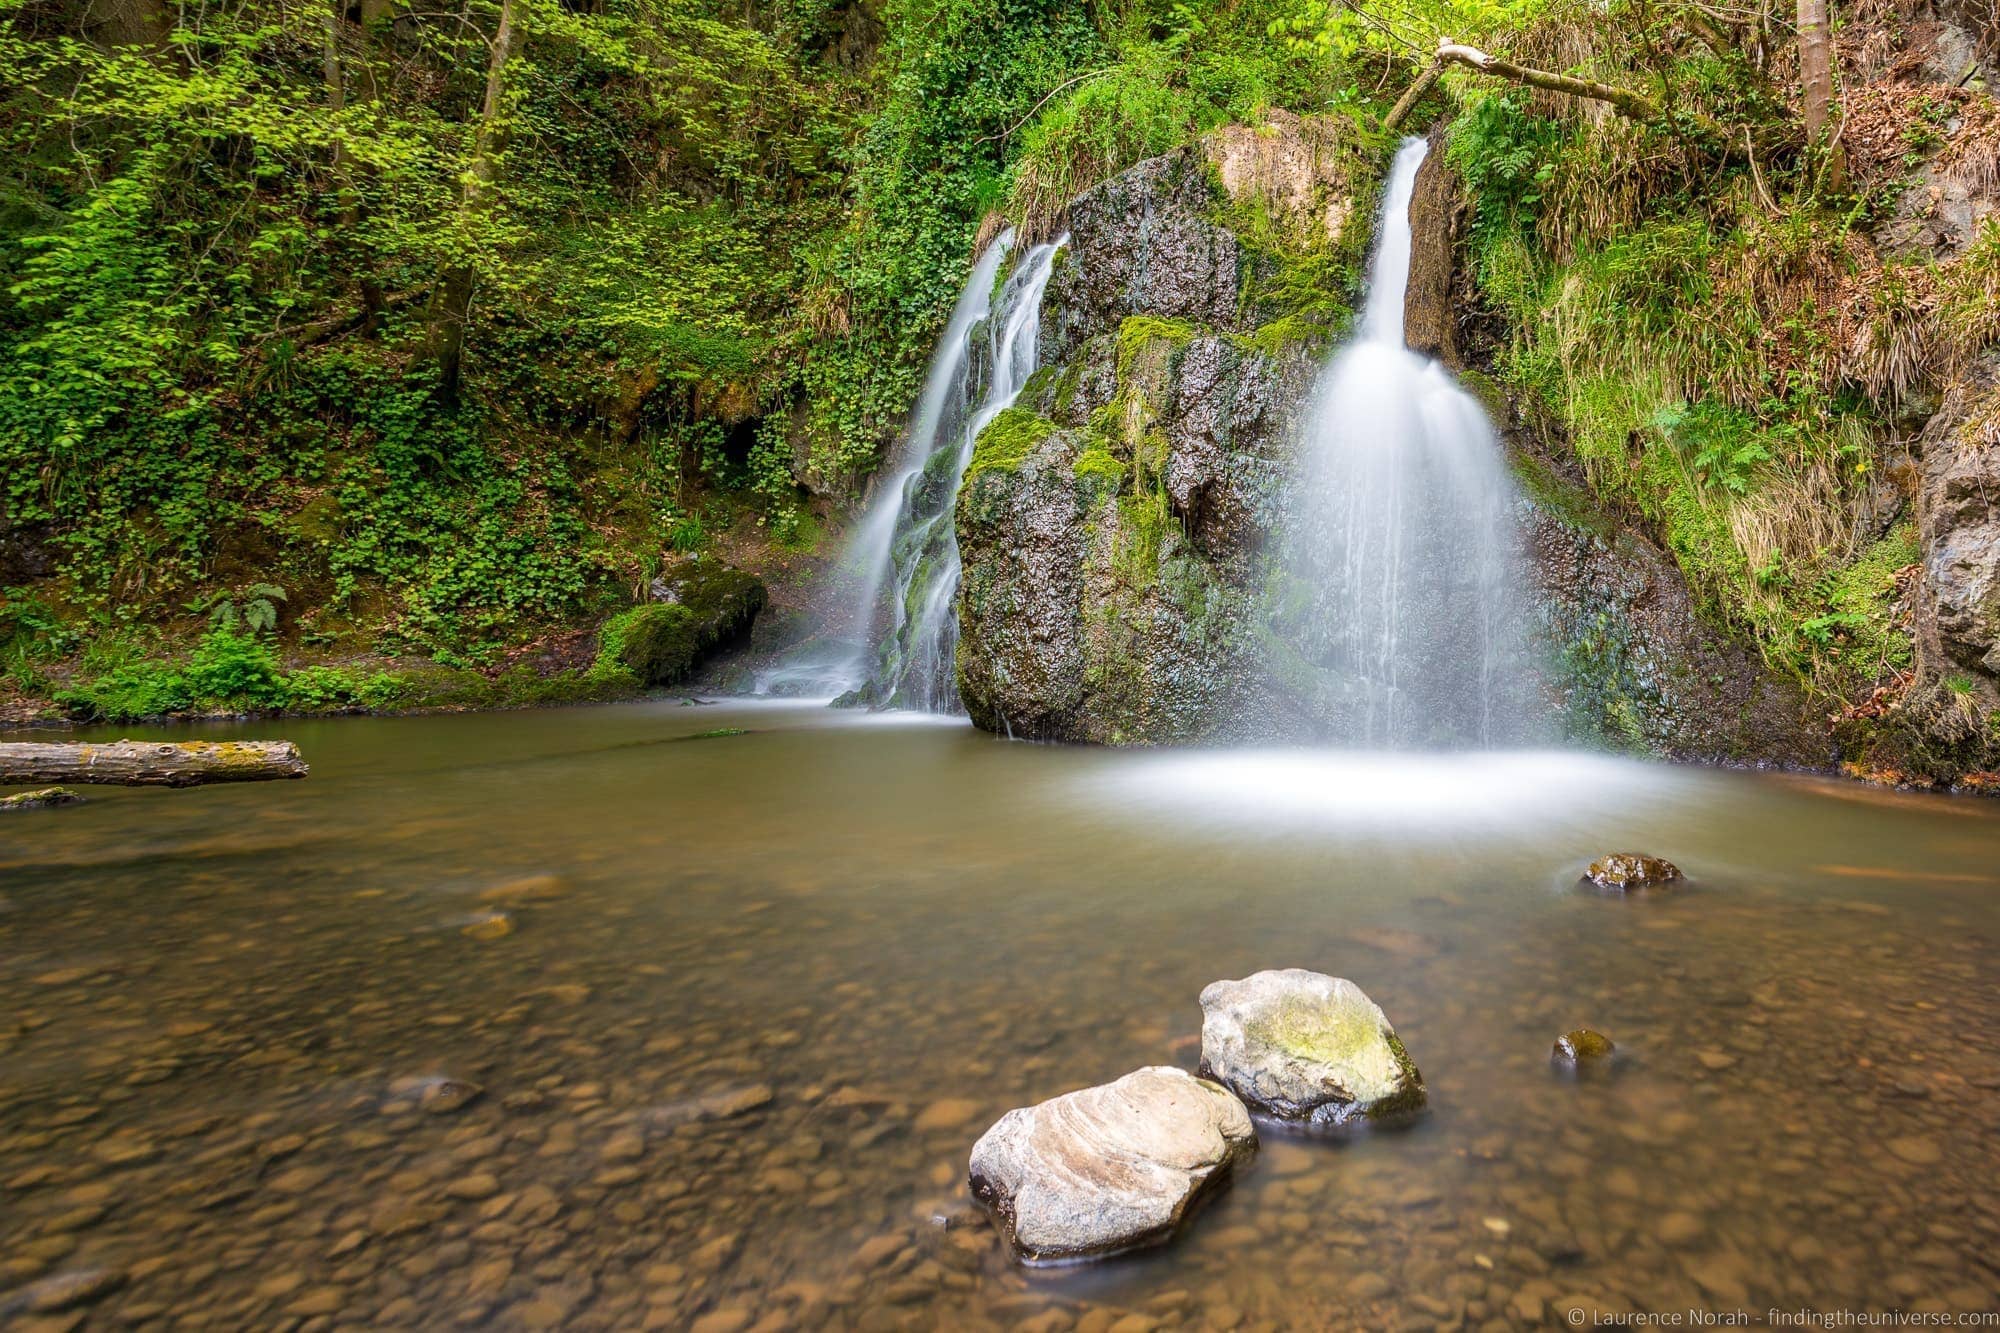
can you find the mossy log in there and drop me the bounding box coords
[0,740,308,787]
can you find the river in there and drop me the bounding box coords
[3,700,1998,1328]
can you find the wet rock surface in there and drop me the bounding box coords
[1517,451,1834,766]
[1197,971,1425,1126]
[0,787,85,813]
[1584,854,1684,892]
[968,1067,1255,1263]
[1552,1029,1616,1070]
[956,131,1326,744]
[1,703,1999,1330]
[1883,348,2000,781]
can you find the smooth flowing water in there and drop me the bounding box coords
[755,238,1014,701]
[1290,138,1535,747]
[764,234,1065,710]
[4,703,1999,1330]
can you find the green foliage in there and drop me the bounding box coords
[0,0,849,669]
[1444,20,1915,706]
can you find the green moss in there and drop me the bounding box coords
[1235,310,1346,359]
[595,568,765,688]
[963,407,1057,483]
[1071,442,1127,487]
[1115,489,1173,590]
[599,604,702,686]
[1114,316,1197,381]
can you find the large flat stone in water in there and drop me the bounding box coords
[967,1066,1255,1264]
[1199,969,1425,1126]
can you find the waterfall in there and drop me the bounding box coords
[756,237,1014,699]
[1286,137,1535,747]
[831,231,1065,711]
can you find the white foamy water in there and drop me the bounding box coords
[1287,137,1537,746]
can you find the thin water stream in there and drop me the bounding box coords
[3,702,1998,1330]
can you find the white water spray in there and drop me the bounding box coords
[1288,137,1535,747]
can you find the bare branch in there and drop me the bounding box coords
[1434,40,1662,122]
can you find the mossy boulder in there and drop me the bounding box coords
[600,562,767,687]
[1197,970,1425,1128]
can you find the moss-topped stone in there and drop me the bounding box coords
[1197,969,1425,1128]
[0,786,85,812]
[600,560,767,688]
[1552,1028,1617,1071]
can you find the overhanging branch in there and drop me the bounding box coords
[1432,41,1662,122]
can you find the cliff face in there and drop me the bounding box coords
[955,142,1324,742]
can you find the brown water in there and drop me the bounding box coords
[3,700,1999,1332]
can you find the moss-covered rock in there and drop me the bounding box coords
[0,786,85,812]
[598,561,767,687]
[1552,1029,1616,1070]
[1197,969,1426,1128]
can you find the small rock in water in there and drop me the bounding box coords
[461,910,514,941]
[1197,970,1425,1126]
[0,787,86,813]
[1582,853,1682,891]
[968,1066,1255,1264]
[420,1079,485,1115]
[1552,1029,1615,1070]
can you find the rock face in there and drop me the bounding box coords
[955,129,1336,742]
[1882,349,2000,780]
[1515,450,1833,766]
[1197,970,1425,1127]
[1583,853,1683,891]
[967,1066,1255,1264]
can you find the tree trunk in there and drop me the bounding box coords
[0,741,309,787]
[423,0,515,401]
[1797,0,1832,143]
[90,0,172,51]
[1385,61,1444,132]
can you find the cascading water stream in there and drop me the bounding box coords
[1288,137,1536,747]
[864,236,1063,711]
[764,230,1065,709]
[755,237,1012,699]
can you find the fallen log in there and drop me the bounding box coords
[0,740,309,787]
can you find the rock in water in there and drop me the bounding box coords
[1583,854,1682,891]
[1197,970,1425,1126]
[967,1066,1255,1264]
[0,786,85,812]
[1552,1029,1616,1070]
